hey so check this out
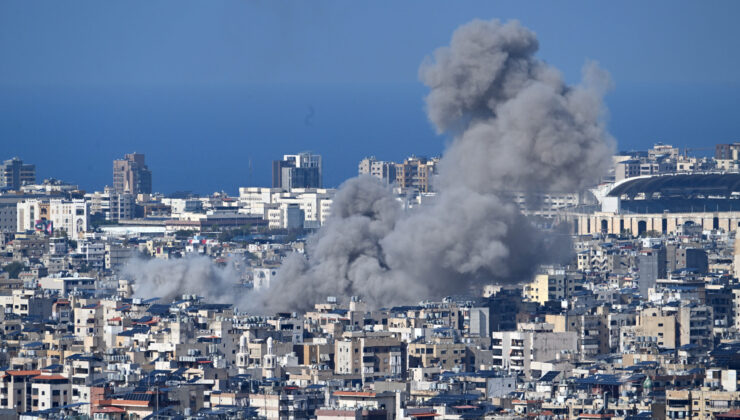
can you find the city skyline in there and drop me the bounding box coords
[3,5,740,418]
[2,1,740,193]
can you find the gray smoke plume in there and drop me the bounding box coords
[250,18,614,313]
[253,177,413,312]
[128,19,614,313]
[125,256,242,304]
[421,19,613,193]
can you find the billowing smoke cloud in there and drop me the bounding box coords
[125,256,242,304]
[127,19,614,313]
[249,19,614,313]
[255,178,416,311]
[421,20,612,194]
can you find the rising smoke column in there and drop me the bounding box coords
[125,19,614,312]
[254,176,417,311]
[250,18,614,313]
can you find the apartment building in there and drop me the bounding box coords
[0,157,35,190]
[16,199,88,238]
[408,340,473,372]
[523,268,577,305]
[31,374,71,412]
[334,333,405,381]
[491,326,577,379]
[395,156,439,193]
[358,157,397,185]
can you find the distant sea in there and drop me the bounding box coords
[1,82,738,195]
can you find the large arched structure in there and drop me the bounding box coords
[564,174,740,235]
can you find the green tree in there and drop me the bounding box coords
[174,230,193,239]
[2,262,27,279]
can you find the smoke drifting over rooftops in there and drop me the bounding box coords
[126,256,241,304]
[128,19,615,313]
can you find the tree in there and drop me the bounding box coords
[218,224,253,242]
[2,262,27,279]
[174,230,193,240]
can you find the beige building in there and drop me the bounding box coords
[621,307,677,351]
[73,303,104,342]
[31,375,71,412]
[395,156,439,193]
[546,312,609,357]
[523,268,576,305]
[407,339,473,372]
[676,304,713,349]
[568,210,740,236]
[666,389,740,419]
[358,157,397,185]
[334,333,404,381]
[0,370,39,413]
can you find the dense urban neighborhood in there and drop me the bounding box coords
[1,144,740,419]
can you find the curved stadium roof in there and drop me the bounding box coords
[608,174,740,198]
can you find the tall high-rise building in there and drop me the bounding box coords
[358,157,397,185]
[272,152,322,190]
[0,157,35,190]
[113,153,152,195]
[637,247,667,297]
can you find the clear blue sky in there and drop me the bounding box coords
[1,1,739,193]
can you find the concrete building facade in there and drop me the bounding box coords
[0,157,35,190]
[113,153,152,195]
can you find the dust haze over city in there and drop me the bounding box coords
[2,2,740,419]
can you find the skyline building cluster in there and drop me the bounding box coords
[272,152,323,190]
[2,7,740,419]
[1,144,740,418]
[359,156,440,193]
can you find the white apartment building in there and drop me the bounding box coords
[238,187,282,215]
[39,275,96,295]
[77,241,106,270]
[267,203,305,230]
[238,187,335,226]
[319,199,333,225]
[358,156,397,185]
[162,198,203,215]
[511,191,581,218]
[17,199,88,237]
[105,243,136,270]
[31,375,72,412]
[85,188,134,221]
